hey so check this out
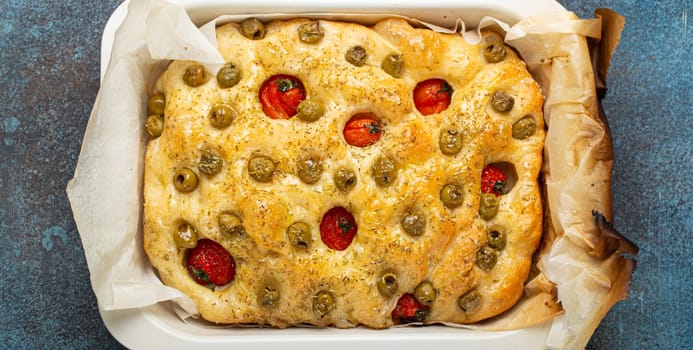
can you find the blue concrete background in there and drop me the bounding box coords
[0,0,690,348]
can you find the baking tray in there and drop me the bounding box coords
[101,303,552,349]
[98,0,566,348]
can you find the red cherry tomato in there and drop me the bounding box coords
[481,164,507,196]
[413,78,453,115]
[343,113,382,147]
[187,239,236,290]
[320,207,357,250]
[259,74,306,119]
[392,293,430,324]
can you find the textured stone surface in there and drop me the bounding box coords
[0,0,689,349]
[563,1,692,349]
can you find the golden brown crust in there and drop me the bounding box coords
[143,18,545,328]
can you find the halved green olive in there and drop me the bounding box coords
[296,154,323,184]
[217,62,240,89]
[334,168,357,192]
[258,284,280,308]
[413,281,436,305]
[240,18,265,40]
[479,193,499,220]
[218,212,244,236]
[298,20,324,43]
[487,230,507,250]
[439,128,463,155]
[296,99,325,122]
[381,54,404,78]
[440,183,464,209]
[248,155,275,182]
[183,63,207,87]
[491,91,514,112]
[148,94,165,115]
[372,156,397,187]
[313,291,335,317]
[287,221,312,248]
[484,42,506,63]
[401,210,426,237]
[209,104,236,129]
[174,222,198,248]
[458,289,482,313]
[145,114,164,138]
[476,246,498,270]
[198,148,223,176]
[377,272,399,297]
[173,168,198,193]
[512,116,537,139]
[345,45,367,67]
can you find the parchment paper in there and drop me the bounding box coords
[66,1,637,349]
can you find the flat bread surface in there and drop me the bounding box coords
[143,17,545,328]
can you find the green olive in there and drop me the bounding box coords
[371,156,397,187]
[345,45,367,67]
[476,246,498,270]
[209,104,236,129]
[401,209,426,237]
[287,221,312,248]
[458,289,482,313]
[148,94,165,115]
[313,291,335,317]
[491,91,514,112]
[218,212,244,236]
[296,99,325,122]
[298,20,324,43]
[376,272,398,297]
[145,114,164,138]
[413,281,436,305]
[334,168,357,192]
[484,42,506,63]
[381,54,404,78]
[198,148,223,176]
[173,168,198,193]
[439,128,463,155]
[173,222,198,248]
[183,63,207,87]
[512,116,537,139]
[258,284,280,308]
[217,62,240,89]
[248,155,275,182]
[440,183,464,209]
[240,18,266,40]
[479,193,499,220]
[296,154,323,184]
[487,230,507,250]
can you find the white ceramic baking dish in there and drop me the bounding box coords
[98,0,567,348]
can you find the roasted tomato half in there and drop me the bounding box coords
[343,113,382,147]
[481,164,508,196]
[320,207,358,250]
[259,74,306,119]
[187,239,236,290]
[392,293,430,324]
[413,78,453,115]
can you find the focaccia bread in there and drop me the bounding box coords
[143,17,545,328]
